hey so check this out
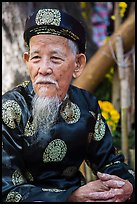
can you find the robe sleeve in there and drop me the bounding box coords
[85,97,135,202]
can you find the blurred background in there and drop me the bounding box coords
[2,2,135,182]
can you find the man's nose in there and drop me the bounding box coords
[38,60,53,75]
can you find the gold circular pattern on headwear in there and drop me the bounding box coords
[60,102,81,124]
[93,113,106,141]
[35,9,61,26]
[12,169,25,185]
[2,100,22,129]
[5,191,22,202]
[43,139,67,163]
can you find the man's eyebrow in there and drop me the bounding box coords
[30,50,40,55]
[51,49,66,57]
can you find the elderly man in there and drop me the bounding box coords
[2,8,135,202]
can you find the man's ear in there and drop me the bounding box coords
[23,52,29,63]
[73,54,86,78]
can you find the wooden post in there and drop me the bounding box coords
[115,35,130,163]
[112,2,121,112]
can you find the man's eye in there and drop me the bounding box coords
[31,56,40,60]
[52,57,59,60]
[51,56,63,62]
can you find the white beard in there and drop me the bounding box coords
[32,94,61,134]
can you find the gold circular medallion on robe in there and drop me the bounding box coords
[12,169,26,185]
[43,139,67,163]
[60,101,81,124]
[6,191,22,202]
[2,100,22,129]
[93,113,106,141]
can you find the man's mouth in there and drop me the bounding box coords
[37,81,55,85]
[33,77,59,89]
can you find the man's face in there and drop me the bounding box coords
[24,35,79,100]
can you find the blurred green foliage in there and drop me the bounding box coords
[94,67,114,101]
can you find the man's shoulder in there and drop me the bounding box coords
[2,81,32,129]
[70,84,97,102]
[2,80,32,104]
[69,85,98,111]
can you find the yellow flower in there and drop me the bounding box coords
[110,109,120,123]
[99,101,114,113]
[107,120,114,126]
[80,2,87,8]
[111,15,115,20]
[119,2,127,18]
[82,12,87,20]
[120,8,126,17]
[102,111,109,120]
[119,2,127,8]
[99,100,120,134]
[98,100,103,109]
[105,67,114,82]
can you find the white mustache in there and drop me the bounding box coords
[33,76,59,88]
